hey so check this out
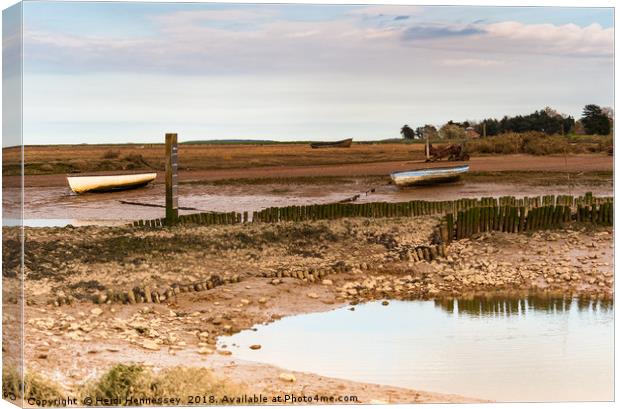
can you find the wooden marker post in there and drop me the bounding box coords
[165,133,179,224]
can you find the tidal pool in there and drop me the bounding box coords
[218,297,614,402]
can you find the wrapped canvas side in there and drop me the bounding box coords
[2,2,24,407]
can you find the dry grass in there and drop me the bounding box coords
[4,143,426,176]
[79,364,246,406]
[3,135,611,176]
[2,364,246,406]
[102,150,121,159]
[466,132,612,156]
[2,365,66,404]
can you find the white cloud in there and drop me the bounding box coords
[439,58,502,67]
[402,21,613,58]
[484,21,613,57]
[18,6,614,144]
[23,10,612,80]
[347,5,421,18]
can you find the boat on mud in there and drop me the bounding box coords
[310,138,353,149]
[67,172,157,194]
[391,165,469,187]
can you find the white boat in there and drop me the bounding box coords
[390,165,469,187]
[67,173,157,194]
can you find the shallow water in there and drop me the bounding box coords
[4,182,612,226]
[218,297,614,402]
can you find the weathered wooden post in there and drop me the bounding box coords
[165,133,179,224]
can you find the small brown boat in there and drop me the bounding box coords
[310,138,353,149]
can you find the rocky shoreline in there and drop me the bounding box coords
[2,216,613,403]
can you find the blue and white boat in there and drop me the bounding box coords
[390,165,469,187]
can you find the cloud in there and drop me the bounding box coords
[400,21,612,58]
[22,8,613,79]
[483,21,613,57]
[347,5,421,18]
[439,58,502,67]
[402,24,484,40]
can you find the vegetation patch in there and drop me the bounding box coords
[465,132,612,156]
[79,364,246,406]
[2,366,66,405]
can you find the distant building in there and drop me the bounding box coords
[465,126,480,139]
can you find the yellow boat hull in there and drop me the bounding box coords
[67,173,157,194]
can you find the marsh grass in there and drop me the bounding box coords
[2,366,66,403]
[6,143,426,176]
[466,132,611,156]
[102,150,120,159]
[79,364,246,406]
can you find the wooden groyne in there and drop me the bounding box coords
[131,193,612,228]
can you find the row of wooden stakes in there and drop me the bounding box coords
[50,274,242,307]
[440,202,613,242]
[131,193,612,228]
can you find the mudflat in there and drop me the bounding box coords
[4,151,613,187]
[3,216,612,403]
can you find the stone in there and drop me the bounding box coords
[141,340,160,351]
[249,344,261,350]
[198,347,214,355]
[278,373,296,382]
[90,308,103,317]
[322,279,333,286]
[307,292,319,299]
[381,301,389,306]
[258,297,268,304]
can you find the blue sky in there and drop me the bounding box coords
[3,1,614,144]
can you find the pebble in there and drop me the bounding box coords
[250,344,262,350]
[307,292,319,299]
[381,301,389,306]
[198,347,214,355]
[322,279,333,286]
[90,308,103,317]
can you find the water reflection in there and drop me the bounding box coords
[434,295,614,317]
[220,297,614,402]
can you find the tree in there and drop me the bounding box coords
[422,125,438,140]
[439,123,466,140]
[414,126,425,139]
[476,118,500,136]
[581,104,611,135]
[400,124,416,140]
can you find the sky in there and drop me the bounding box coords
[3,1,615,144]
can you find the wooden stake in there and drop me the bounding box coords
[165,133,179,224]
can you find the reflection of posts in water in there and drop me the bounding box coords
[435,295,613,317]
[165,133,179,224]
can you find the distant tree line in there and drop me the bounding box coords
[400,104,612,140]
